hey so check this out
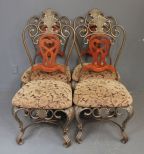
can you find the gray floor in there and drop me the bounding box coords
[0,92,143,154]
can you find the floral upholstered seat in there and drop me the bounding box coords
[12,80,72,109]
[73,78,132,108]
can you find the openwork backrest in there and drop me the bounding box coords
[22,9,74,73]
[74,9,126,78]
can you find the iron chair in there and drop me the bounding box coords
[73,9,134,144]
[12,9,75,147]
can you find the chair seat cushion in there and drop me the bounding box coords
[12,80,72,109]
[21,65,71,85]
[73,78,132,108]
[72,63,119,81]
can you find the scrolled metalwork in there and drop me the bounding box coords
[22,8,73,68]
[12,106,74,147]
[74,8,126,67]
[113,25,126,67]
[75,105,134,144]
[60,16,71,26]
[76,107,116,119]
[74,16,85,29]
[63,25,75,67]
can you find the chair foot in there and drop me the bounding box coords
[63,129,71,147]
[120,131,128,144]
[76,124,83,144]
[75,106,85,143]
[111,105,134,143]
[120,105,134,143]
[16,131,24,145]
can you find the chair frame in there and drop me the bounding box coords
[12,9,75,147]
[74,8,134,144]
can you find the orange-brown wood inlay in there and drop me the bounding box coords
[82,34,116,73]
[32,34,65,73]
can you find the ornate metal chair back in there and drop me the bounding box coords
[74,8,126,79]
[22,9,74,73]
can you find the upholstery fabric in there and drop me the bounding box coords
[21,65,71,85]
[12,80,72,109]
[73,78,132,108]
[72,63,118,82]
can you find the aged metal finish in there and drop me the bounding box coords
[12,106,74,147]
[74,9,133,144]
[13,9,75,147]
[22,8,74,68]
[75,105,134,144]
[74,8,126,69]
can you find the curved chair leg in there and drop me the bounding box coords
[12,106,74,147]
[12,107,41,145]
[12,107,26,145]
[15,122,37,145]
[12,107,57,145]
[75,106,85,143]
[74,105,134,144]
[12,106,74,146]
[62,107,74,147]
[111,105,134,144]
[120,105,134,143]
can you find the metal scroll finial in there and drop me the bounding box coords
[89,8,102,18]
[42,9,58,33]
[89,9,108,33]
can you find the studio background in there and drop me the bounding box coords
[0,0,144,154]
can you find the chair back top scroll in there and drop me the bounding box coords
[74,8,126,76]
[22,9,74,73]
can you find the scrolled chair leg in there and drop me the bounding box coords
[75,106,86,143]
[12,106,26,145]
[111,105,134,144]
[12,106,45,145]
[54,107,74,147]
[120,105,134,144]
[62,107,74,147]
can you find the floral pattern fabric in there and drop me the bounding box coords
[12,80,72,109]
[74,78,132,108]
